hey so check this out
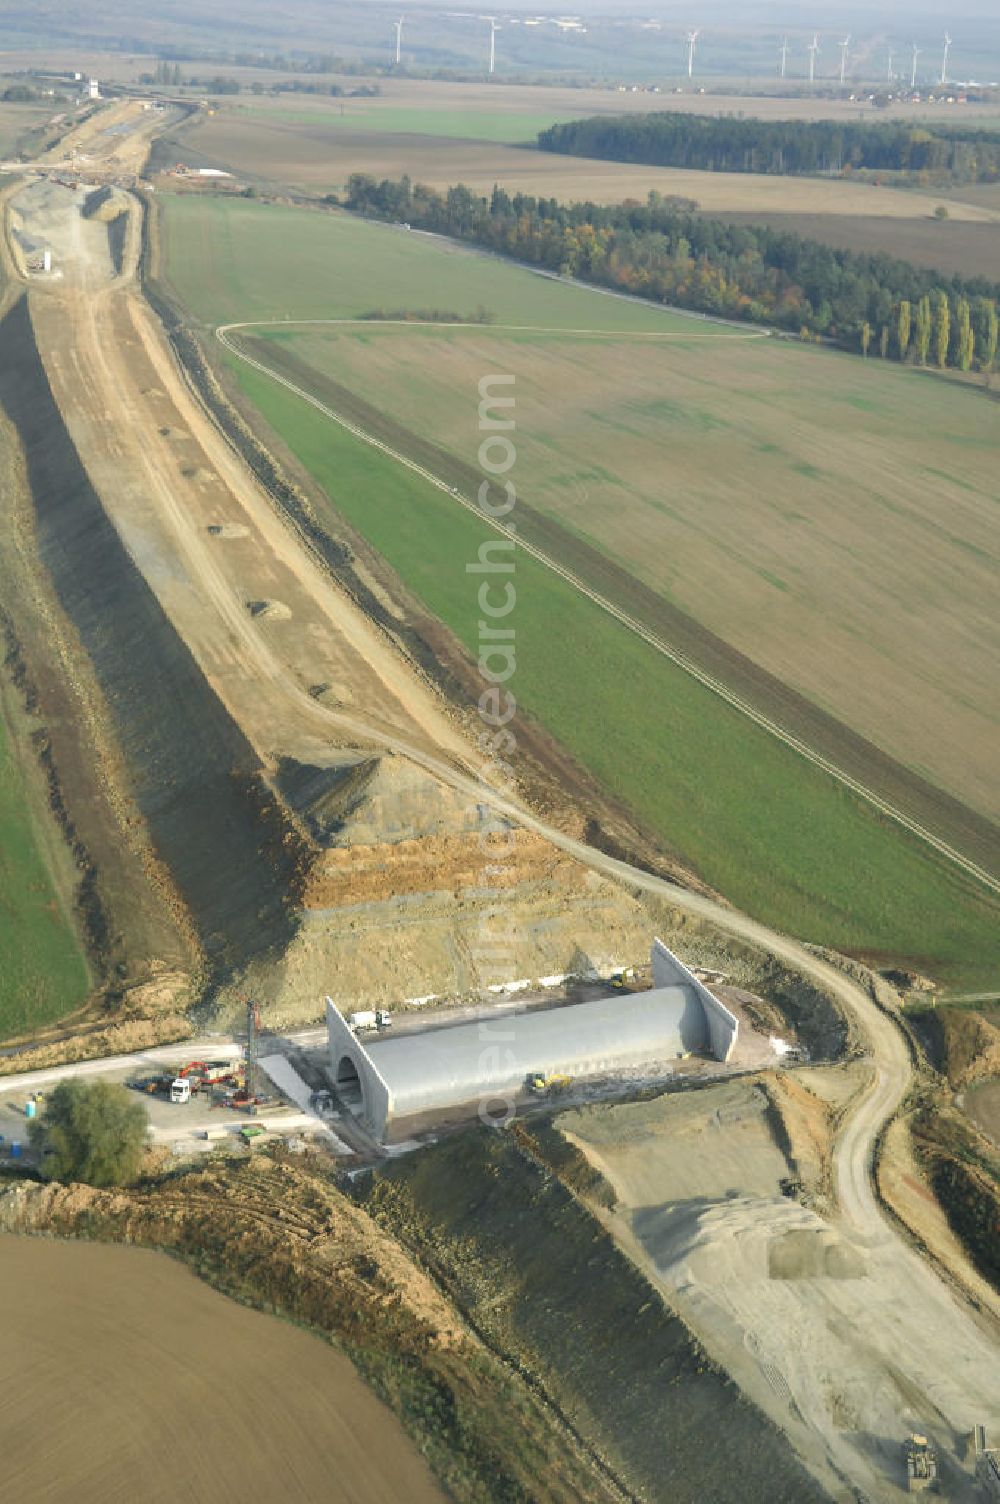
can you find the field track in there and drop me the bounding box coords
[218,316,1000,898]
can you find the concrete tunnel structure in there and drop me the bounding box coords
[326,940,738,1141]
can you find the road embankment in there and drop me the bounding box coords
[0,293,308,991]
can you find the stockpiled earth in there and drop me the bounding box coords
[158,195,1000,989]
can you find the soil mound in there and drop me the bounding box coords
[207,521,249,538]
[82,185,130,224]
[278,753,471,846]
[247,598,291,620]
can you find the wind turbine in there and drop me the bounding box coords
[483,14,500,74]
[910,43,920,89]
[779,36,789,79]
[807,34,820,84]
[940,32,951,85]
[685,28,701,79]
[839,34,850,85]
[887,47,894,83]
[393,14,404,65]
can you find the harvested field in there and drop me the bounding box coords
[200,80,1000,136]
[721,209,1000,282]
[0,1159,631,1504]
[247,319,1000,832]
[166,106,1000,222]
[0,1233,446,1504]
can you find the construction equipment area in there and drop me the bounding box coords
[131,1001,266,1113]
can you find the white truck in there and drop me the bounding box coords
[170,1078,192,1104]
[348,1010,393,1033]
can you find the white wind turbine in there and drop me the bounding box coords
[910,43,921,89]
[940,32,952,85]
[839,34,850,85]
[483,14,500,74]
[393,14,404,65]
[779,36,789,79]
[887,46,895,83]
[807,33,820,84]
[685,28,701,79]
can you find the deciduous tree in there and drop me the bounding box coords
[28,1079,148,1187]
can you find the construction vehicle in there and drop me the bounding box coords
[903,1433,938,1492]
[348,1009,392,1031]
[527,1072,573,1094]
[170,1078,192,1105]
[129,1073,173,1097]
[177,1060,233,1085]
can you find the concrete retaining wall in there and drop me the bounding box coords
[652,938,738,1062]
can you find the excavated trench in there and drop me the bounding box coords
[0,295,307,985]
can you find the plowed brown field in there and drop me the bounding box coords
[0,1233,445,1504]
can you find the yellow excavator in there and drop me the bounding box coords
[527,1072,573,1094]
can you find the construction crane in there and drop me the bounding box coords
[245,997,261,1114]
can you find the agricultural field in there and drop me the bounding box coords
[156,191,1000,988]
[0,99,53,158]
[0,1235,446,1504]
[157,193,708,330]
[222,95,570,143]
[166,91,1000,228]
[0,702,89,1037]
[720,209,1000,282]
[240,318,1000,829]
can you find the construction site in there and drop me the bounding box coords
[0,90,999,1504]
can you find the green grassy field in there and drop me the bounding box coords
[228,100,566,142]
[0,100,50,158]
[157,193,1000,986]
[0,709,89,1037]
[158,196,725,333]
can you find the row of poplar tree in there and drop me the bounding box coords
[860,292,999,370]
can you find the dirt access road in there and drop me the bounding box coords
[6,101,999,1500]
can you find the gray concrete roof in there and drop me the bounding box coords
[360,984,707,1122]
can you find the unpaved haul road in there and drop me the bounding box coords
[5,103,998,1499]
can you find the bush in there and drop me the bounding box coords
[28,1079,148,1186]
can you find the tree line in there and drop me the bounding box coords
[537,114,1000,183]
[343,174,1000,371]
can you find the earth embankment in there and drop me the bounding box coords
[0,294,306,984]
